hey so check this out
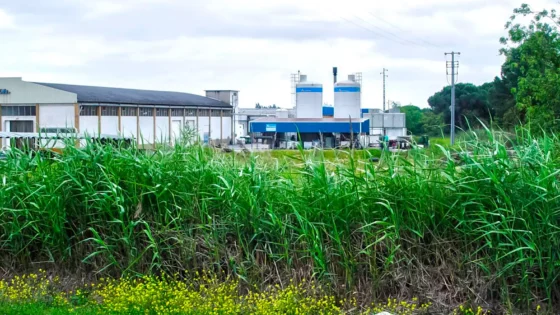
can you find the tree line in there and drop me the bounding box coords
[400,3,560,136]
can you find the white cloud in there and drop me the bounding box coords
[2,0,559,109]
[0,9,15,29]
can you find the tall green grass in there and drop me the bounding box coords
[0,128,559,312]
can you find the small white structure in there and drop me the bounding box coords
[369,112,407,140]
[334,75,361,119]
[296,75,323,119]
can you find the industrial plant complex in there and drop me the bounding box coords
[0,68,406,150]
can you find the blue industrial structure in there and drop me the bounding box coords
[250,118,369,134]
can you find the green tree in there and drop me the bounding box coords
[427,83,493,132]
[420,109,444,136]
[399,105,424,135]
[501,3,560,132]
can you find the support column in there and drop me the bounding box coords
[97,106,101,135]
[136,107,140,146]
[74,103,80,147]
[0,103,3,132]
[168,107,172,145]
[35,104,40,132]
[153,107,156,147]
[220,109,223,144]
[117,106,122,134]
[196,109,199,141]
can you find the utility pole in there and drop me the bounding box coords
[445,52,460,145]
[381,68,388,112]
[381,68,388,137]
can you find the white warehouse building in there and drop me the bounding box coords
[0,78,234,148]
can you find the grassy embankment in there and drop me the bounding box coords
[0,128,558,314]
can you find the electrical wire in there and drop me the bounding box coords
[367,12,442,48]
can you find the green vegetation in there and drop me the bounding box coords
[398,3,560,137]
[0,126,559,313]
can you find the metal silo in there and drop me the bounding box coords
[334,75,361,119]
[296,75,323,118]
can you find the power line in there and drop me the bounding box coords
[367,12,441,48]
[338,14,431,48]
[353,13,428,48]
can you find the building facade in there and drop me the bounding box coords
[0,78,233,148]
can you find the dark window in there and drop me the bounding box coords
[101,106,118,116]
[156,108,168,116]
[223,109,232,116]
[2,106,36,116]
[199,109,209,116]
[139,107,153,117]
[211,109,221,117]
[186,109,196,116]
[171,108,183,116]
[80,106,97,116]
[122,107,137,116]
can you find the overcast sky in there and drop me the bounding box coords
[0,0,556,109]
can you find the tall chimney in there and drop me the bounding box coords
[333,67,338,84]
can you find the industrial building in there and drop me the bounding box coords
[0,77,234,149]
[248,68,406,149]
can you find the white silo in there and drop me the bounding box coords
[296,75,323,118]
[334,75,361,119]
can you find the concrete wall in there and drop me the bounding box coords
[0,78,77,104]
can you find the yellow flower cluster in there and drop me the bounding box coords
[452,304,490,315]
[95,273,341,314]
[0,269,64,304]
[0,270,490,314]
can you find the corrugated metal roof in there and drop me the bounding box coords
[33,82,232,108]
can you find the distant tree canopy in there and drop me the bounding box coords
[427,83,493,132]
[255,103,277,109]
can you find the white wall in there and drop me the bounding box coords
[198,116,211,142]
[101,117,119,135]
[79,117,98,136]
[0,78,77,104]
[221,117,232,141]
[121,117,137,139]
[39,104,75,129]
[155,117,169,143]
[210,117,222,140]
[138,117,153,144]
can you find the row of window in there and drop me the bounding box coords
[79,106,231,117]
[1,106,37,116]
